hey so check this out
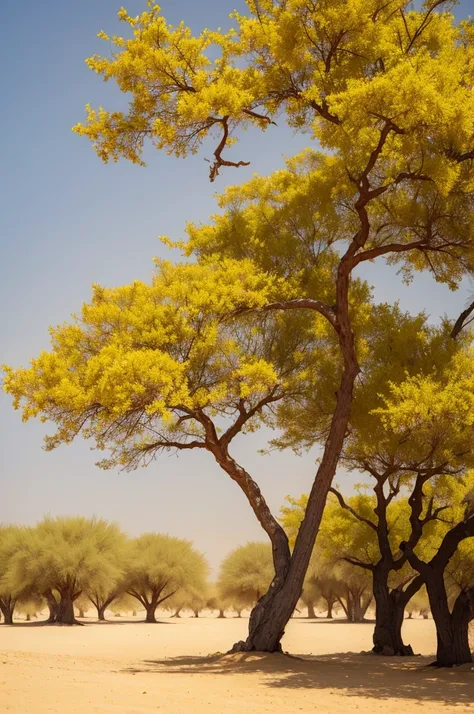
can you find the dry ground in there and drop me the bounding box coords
[1,615,473,713]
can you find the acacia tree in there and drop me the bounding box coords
[218,543,274,611]
[124,534,208,623]
[6,1,474,652]
[0,526,29,625]
[6,517,127,625]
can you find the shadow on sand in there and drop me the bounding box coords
[121,650,474,706]
[2,618,174,627]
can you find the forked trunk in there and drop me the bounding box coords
[0,597,15,625]
[428,579,473,667]
[233,341,359,652]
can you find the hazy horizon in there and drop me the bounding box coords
[1,0,472,573]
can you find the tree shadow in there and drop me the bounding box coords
[3,618,174,627]
[121,651,474,706]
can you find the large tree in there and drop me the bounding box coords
[6,1,474,652]
[124,534,208,623]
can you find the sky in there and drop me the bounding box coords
[0,0,472,572]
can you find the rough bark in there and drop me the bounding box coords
[401,515,474,666]
[372,567,418,655]
[428,579,472,666]
[56,590,81,625]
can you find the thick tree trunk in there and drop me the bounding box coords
[193,610,199,618]
[230,351,357,651]
[307,602,316,619]
[145,605,157,623]
[428,578,473,667]
[56,592,79,625]
[97,605,106,621]
[326,602,333,619]
[218,609,226,619]
[372,579,413,655]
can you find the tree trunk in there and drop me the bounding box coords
[326,600,334,619]
[218,609,226,619]
[78,609,85,618]
[172,608,181,618]
[428,577,473,667]
[307,602,316,619]
[194,610,199,618]
[145,605,157,623]
[372,569,413,655]
[97,605,106,621]
[26,613,31,622]
[0,597,15,625]
[56,589,80,625]
[44,590,59,623]
[231,355,358,651]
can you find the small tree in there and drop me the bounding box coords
[124,534,209,623]
[0,526,29,625]
[218,543,274,611]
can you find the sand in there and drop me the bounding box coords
[1,615,473,713]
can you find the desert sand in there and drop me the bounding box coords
[1,615,473,713]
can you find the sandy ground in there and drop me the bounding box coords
[1,615,473,714]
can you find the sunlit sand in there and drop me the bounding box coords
[1,615,473,713]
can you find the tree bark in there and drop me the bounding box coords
[218,609,226,619]
[427,577,472,666]
[306,602,316,619]
[372,567,414,655]
[97,605,106,621]
[231,324,359,651]
[56,591,80,625]
[145,605,157,623]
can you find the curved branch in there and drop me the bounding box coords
[329,487,377,531]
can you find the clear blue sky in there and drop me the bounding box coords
[0,0,472,572]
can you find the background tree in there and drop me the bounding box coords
[217,543,274,612]
[0,526,29,625]
[7,0,474,653]
[124,534,209,623]
[6,517,127,625]
[16,594,44,622]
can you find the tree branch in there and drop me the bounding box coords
[329,487,377,531]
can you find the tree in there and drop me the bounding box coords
[6,517,127,625]
[217,543,274,611]
[0,526,29,625]
[7,0,474,652]
[16,594,44,622]
[124,534,208,623]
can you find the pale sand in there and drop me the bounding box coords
[1,616,473,713]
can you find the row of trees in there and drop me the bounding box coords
[3,0,474,666]
[0,518,208,625]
